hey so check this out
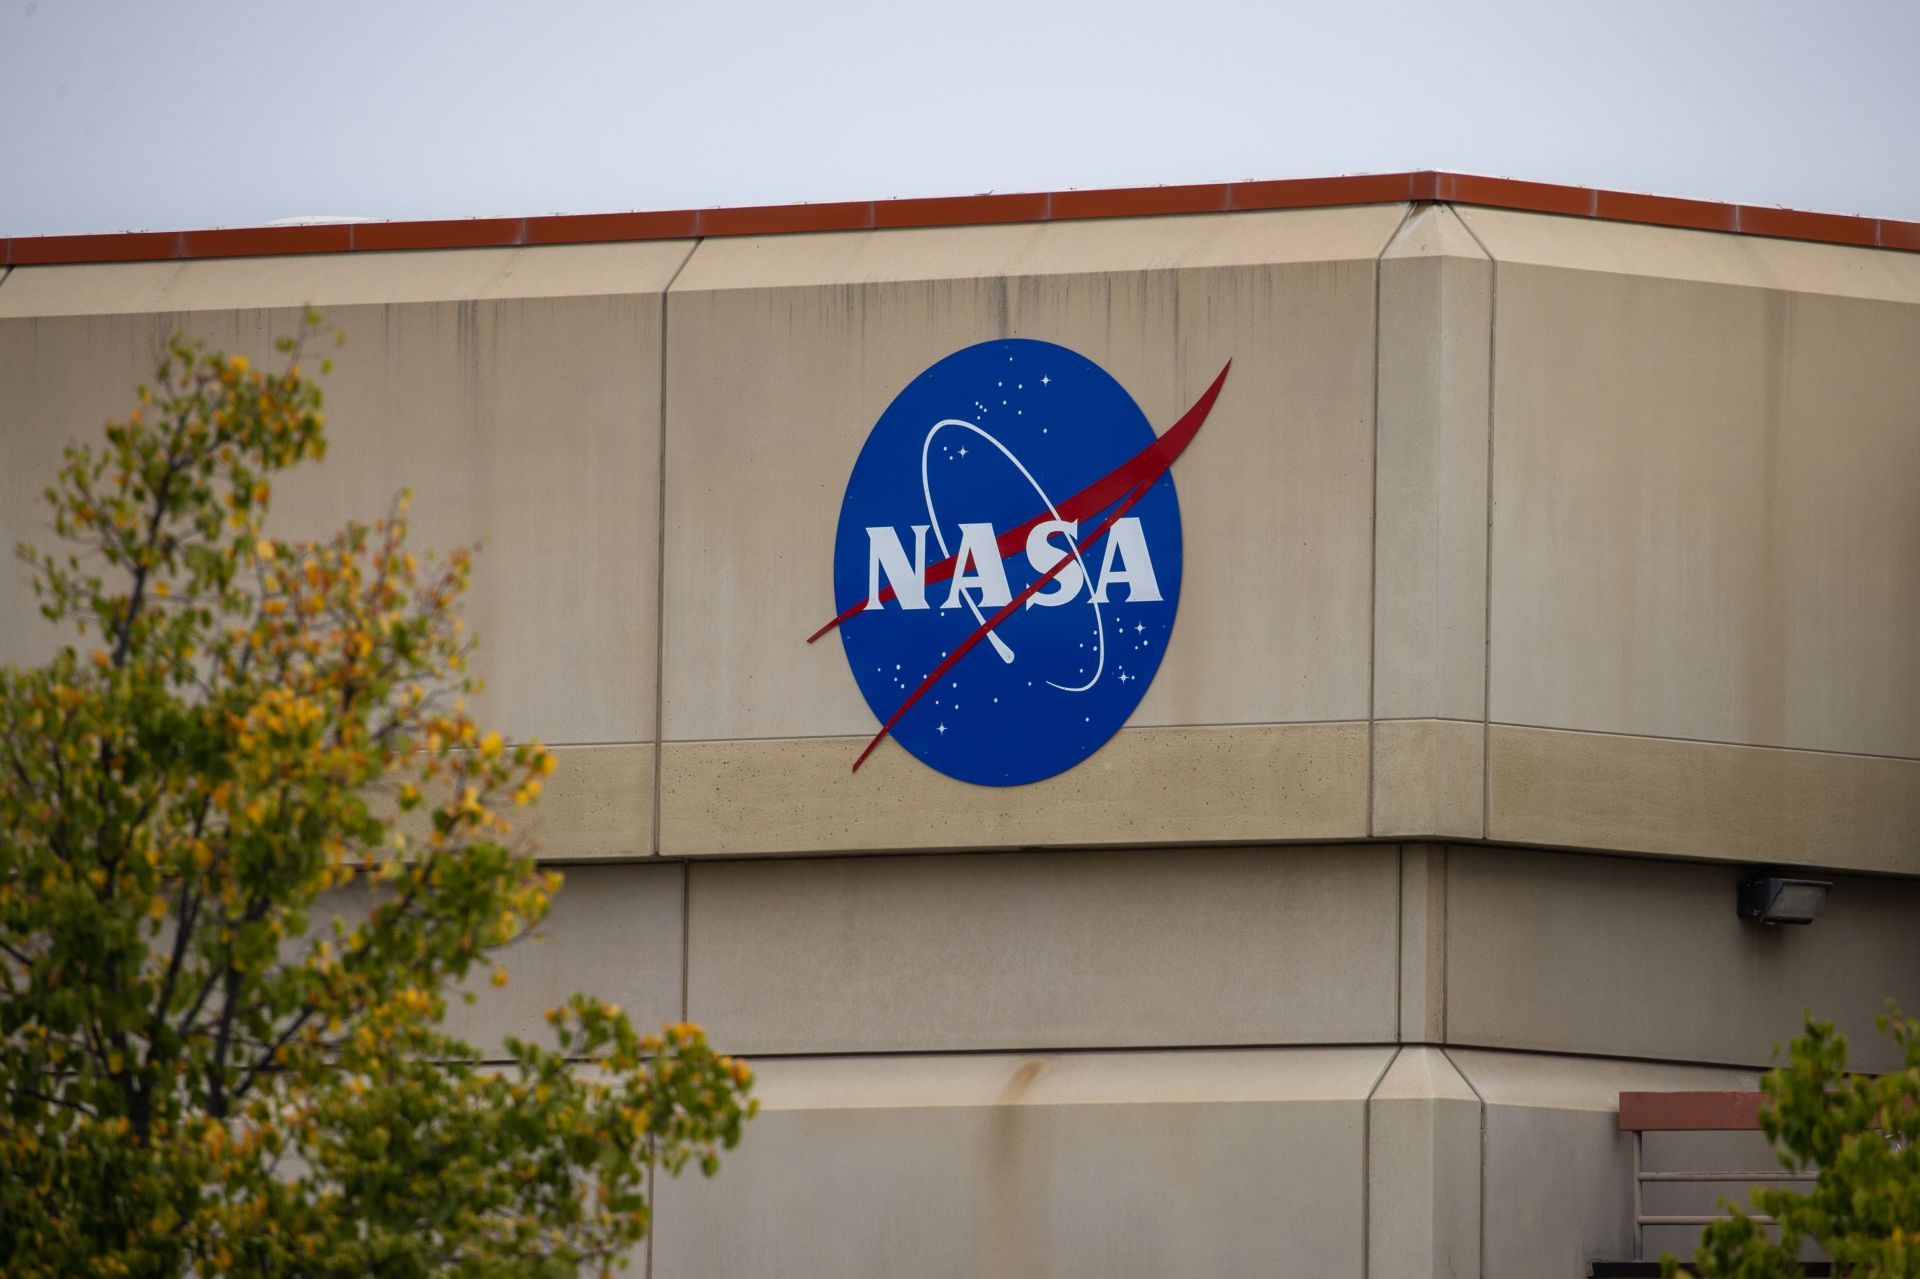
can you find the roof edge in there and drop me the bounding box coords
[6,171,1917,268]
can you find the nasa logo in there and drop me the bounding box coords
[809,339,1229,786]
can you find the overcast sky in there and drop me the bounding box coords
[3,0,1916,238]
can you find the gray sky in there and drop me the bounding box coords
[4,0,1917,238]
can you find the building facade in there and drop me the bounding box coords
[3,173,1917,1276]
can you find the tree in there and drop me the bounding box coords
[1668,1008,1920,1278]
[0,322,755,1278]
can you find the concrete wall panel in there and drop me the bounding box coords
[1446,844,1920,1068]
[1373,204,1492,723]
[1368,1046,1481,1279]
[520,743,654,860]
[685,844,1399,1055]
[441,861,683,1060]
[1461,209,1920,761]
[0,310,159,670]
[658,207,1401,749]
[0,244,688,764]
[1450,1048,1762,1279]
[1397,845,1448,1043]
[651,1047,1387,1279]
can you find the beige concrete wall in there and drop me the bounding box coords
[0,244,686,859]
[1365,209,1920,870]
[658,207,1402,854]
[441,861,684,1060]
[1368,1047,1481,1279]
[1445,843,1920,1070]
[685,843,1399,1055]
[650,1046,1388,1279]
[642,1043,1774,1279]
[1449,1048,1763,1279]
[7,208,1919,869]
[1370,206,1492,843]
[1458,208,1920,868]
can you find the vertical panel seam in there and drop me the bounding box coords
[1447,206,1500,842]
[1394,844,1405,1043]
[653,238,699,859]
[1438,847,1450,1044]
[1368,203,1419,839]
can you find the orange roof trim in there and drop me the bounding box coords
[5,171,1917,267]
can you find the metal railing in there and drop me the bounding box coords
[1619,1091,1817,1262]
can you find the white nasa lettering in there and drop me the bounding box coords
[866,517,1161,611]
[1023,519,1083,608]
[942,522,1013,610]
[1089,517,1162,603]
[866,524,930,610]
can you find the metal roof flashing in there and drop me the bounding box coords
[4,171,1916,268]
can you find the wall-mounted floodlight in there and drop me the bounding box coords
[1737,877,1831,925]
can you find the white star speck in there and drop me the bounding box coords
[937,723,947,734]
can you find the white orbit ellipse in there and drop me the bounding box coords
[919,418,1105,693]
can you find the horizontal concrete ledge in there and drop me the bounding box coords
[517,724,1920,871]
[659,721,1370,857]
[9,171,1920,267]
[521,742,654,860]
[1488,723,1920,875]
[1372,718,1486,839]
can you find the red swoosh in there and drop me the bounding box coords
[807,359,1230,644]
[832,360,1231,773]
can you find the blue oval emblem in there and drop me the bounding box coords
[815,339,1228,786]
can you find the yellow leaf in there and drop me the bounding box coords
[255,538,275,561]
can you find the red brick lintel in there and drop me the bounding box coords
[6,171,1917,267]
